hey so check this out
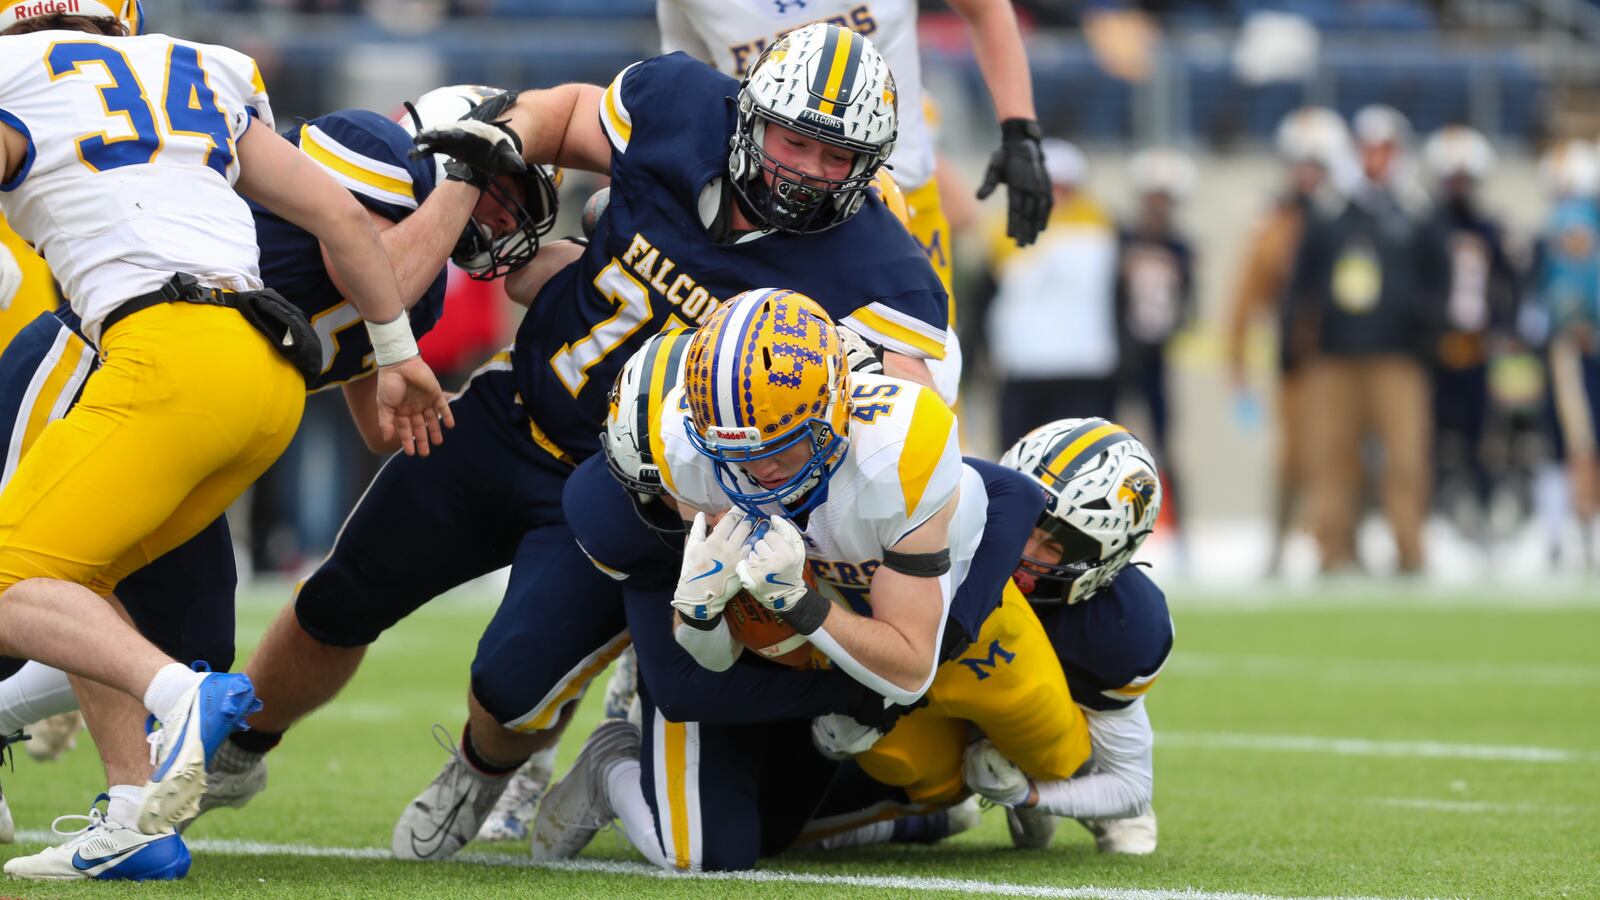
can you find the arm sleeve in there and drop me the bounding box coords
[628,584,865,722]
[1032,698,1154,820]
[295,113,422,221]
[843,297,949,361]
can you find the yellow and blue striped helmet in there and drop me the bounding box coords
[1,0,144,33]
[683,288,849,515]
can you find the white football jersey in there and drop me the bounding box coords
[0,31,271,342]
[657,372,987,615]
[657,0,935,191]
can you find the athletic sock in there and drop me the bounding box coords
[227,727,284,755]
[105,784,143,828]
[0,663,77,733]
[605,758,672,870]
[142,664,204,725]
[460,726,521,777]
[891,810,950,844]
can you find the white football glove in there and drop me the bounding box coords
[735,515,808,613]
[963,738,1033,807]
[672,511,754,623]
[836,324,883,375]
[811,713,884,760]
[0,243,21,312]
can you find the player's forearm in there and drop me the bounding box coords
[382,181,479,305]
[807,587,941,704]
[953,0,1037,122]
[504,239,586,307]
[672,610,741,672]
[507,84,611,175]
[1030,701,1155,819]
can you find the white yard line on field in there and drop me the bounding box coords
[1372,797,1591,815]
[14,831,1443,900]
[1159,732,1600,764]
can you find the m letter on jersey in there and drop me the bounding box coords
[958,640,1015,681]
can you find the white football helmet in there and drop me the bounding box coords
[1275,107,1351,168]
[1423,125,1495,182]
[1129,146,1196,201]
[1,0,143,33]
[730,23,898,234]
[998,418,1162,605]
[400,85,560,279]
[603,328,695,532]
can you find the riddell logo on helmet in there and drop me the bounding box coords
[8,0,84,18]
[707,426,760,446]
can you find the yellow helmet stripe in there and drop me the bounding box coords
[1041,422,1128,488]
[815,28,855,116]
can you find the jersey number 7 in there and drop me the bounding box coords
[47,42,237,177]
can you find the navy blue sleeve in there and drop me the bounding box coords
[1041,566,1174,712]
[562,455,684,590]
[624,583,868,725]
[292,109,439,224]
[946,458,1045,642]
[604,53,736,206]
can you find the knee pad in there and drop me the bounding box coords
[293,562,391,648]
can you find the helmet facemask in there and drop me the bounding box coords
[730,108,883,235]
[451,165,560,281]
[688,415,847,517]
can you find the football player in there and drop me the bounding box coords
[530,319,1028,870]
[0,70,538,877]
[211,23,950,862]
[531,287,1085,870]
[656,0,1053,403]
[960,417,1171,854]
[0,1,454,877]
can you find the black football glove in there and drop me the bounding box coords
[411,92,527,191]
[977,118,1052,248]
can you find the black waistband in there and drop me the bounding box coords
[102,273,235,335]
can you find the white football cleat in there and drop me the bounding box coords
[4,795,190,881]
[137,671,261,835]
[392,725,514,861]
[529,718,639,860]
[475,754,553,842]
[24,712,83,762]
[1006,805,1058,849]
[1081,809,1158,854]
[947,795,983,836]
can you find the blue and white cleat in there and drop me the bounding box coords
[138,672,262,835]
[4,795,190,881]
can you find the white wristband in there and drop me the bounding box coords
[365,311,419,367]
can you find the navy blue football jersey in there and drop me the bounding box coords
[512,52,948,461]
[1034,566,1173,712]
[563,453,684,591]
[249,109,449,392]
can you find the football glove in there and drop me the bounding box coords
[836,324,884,375]
[412,115,526,190]
[811,713,884,760]
[963,738,1033,807]
[672,511,754,624]
[0,243,20,312]
[977,118,1053,248]
[736,516,808,613]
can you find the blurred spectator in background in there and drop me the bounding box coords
[1533,139,1600,569]
[1117,146,1196,541]
[1287,104,1448,575]
[1421,125,1520,545]
[983,139,1119,449]
[1224,107,1352,575]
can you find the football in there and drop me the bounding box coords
[725,590,814,668]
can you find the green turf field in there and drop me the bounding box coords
[3,584,1597,898]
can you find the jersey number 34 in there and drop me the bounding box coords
[48,42,237,177]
